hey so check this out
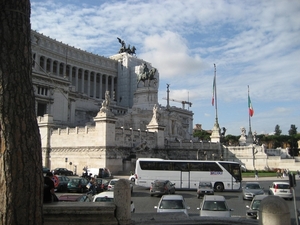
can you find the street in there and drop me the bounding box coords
[130,178,299,222]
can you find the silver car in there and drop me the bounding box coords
[198,195,233,217]
[154,195,190,217]
[242,182,264,200]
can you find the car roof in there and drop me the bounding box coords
[203,195,226,201]
[253,195,268,200]
[245,182,260,185]
[272,182,289,185]
[94,191,114,198]
[154,180,169,182]
[161,195,184,200]
[109,179,119,182]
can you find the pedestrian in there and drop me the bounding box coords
[87,177,96,196]
[254,169,258,180]
[44,172,55,203]
[277,169,281,178]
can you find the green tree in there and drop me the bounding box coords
[274,125,282,135]
[0,0,43,224]
[288,124,297,136]
[193,129,211,141]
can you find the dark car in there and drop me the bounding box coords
[58,194,91,202]
[55,175,70,192]
[246,195,268,219]
[52,168,73,176]
[150,180,176,197]
[197,182,214,198]
[67,177,89,193]
[95,178,109,193]
[43,166,50,174]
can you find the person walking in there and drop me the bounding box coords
[87,177,96,196]
[44,172,55,203]
[254,169,258,180]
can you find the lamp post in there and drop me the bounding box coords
[130,128,133,148]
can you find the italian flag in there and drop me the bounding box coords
[248,94,254,117]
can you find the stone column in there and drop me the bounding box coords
[75,67,79,91]
[87,70,91,97]
[114,179,131,225]
[37,114,54,169]
[259,196,290,225]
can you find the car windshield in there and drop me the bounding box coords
[203,201,228,211]
[154,182,166,187]
[110,180,118,185]
[276,184,290,189]
[159,200,184,209]
[251,200,261,210]
[246,184,261,189]
[94,197,114,202]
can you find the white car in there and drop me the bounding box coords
[268,182,292,200]
[108,178,133,193]
[92,191,135,213]
[198,195,233,217]
[154,195,190,217]
[129,174,137,182]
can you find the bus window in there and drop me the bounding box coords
[203,162,222,171]
[189,162,203,171]
[173,162,189,171]
[219,162,242,181]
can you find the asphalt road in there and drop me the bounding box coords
[129,177,299,222]
[55,176,300,224]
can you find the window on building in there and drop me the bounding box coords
[37,102,47,116]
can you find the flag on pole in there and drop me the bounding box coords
[248,93,254,117]
[212,69,216,106]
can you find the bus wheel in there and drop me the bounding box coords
[214,182,224,192]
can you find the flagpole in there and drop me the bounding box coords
[248,85,252,134]
[214,64,218,126]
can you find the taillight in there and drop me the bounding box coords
[274,184,277,192]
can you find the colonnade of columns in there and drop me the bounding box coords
[33,53,117,100]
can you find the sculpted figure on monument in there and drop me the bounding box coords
[117,37,136,55]
[137,63,158,87]
[100,91,111,113]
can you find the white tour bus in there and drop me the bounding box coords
[135,158,242,191]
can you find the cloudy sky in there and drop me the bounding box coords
[30,0,300,136]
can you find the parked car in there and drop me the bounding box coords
[52,168,73,176]
[95,178,109,193]
[58,194,91,202]
[196,182,214,199]
[150,180,176,197]
[84,167,112,178]
[107,179,133,193]
[246,195,268,219]
[67,177,89,193]
[92,191,135,213]
[43,166,50,174]
[242,182,264,200]
[198,195,233,217]
[55,175,70,192]
[154,195,190,217]
[268,182,292,200]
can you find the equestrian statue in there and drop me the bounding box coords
[137,63,157,87]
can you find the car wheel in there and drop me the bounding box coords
[214,182,224,192]
[131,178,135,182]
